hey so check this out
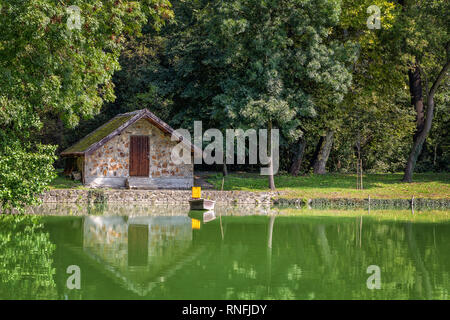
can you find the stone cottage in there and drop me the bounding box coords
[61,109,195,189]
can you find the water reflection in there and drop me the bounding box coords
[188,210,217,225]
[0,212,449,300]
[78,215,193,296]
[0,216,57,300]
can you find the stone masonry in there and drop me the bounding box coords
[84,119,193,188]
[39,189,276,205]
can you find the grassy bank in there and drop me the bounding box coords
[50,170,450,201]
[208,172,450,199]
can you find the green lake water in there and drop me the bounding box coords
[0,207,449,300]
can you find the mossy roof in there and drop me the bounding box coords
[61,108,198,157]
[62,115,133,155]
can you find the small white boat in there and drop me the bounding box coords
[189,198,216,211]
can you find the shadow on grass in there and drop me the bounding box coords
[49,172,83,189]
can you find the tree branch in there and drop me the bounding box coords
[428,59,450,99]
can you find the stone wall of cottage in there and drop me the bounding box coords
[85,119,193,180]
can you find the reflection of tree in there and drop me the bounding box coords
[316,224,332,267]
[406,222,432,299]
[266,215,276,295]
[0,215,57,299]
[18,214,444,300]
[172,216,449,300]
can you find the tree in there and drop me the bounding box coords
[0,0,173,212]
[334,0,449,179]
[312,129,334,174]
[324,0,414,175]
[403,59,449,181]
[302,0,406,175]
[399,0,449,182]
[289,134,306,176]
[160,0,357,188]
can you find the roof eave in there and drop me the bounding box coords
[84,112,143,155]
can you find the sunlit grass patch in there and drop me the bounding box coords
[208,172,450,199]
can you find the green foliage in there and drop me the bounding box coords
[0,0,173,212]
[0,0,172,128]
[41,0,449,178]
[381,0,449,178]
[0,0,448,211]
[0,140,57,213]
[166,0,358,133]
[293,0,449,175]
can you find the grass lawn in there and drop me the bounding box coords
[207,172,450,199]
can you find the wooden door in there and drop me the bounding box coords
[129,136,149,177]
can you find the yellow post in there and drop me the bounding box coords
[192,187,201,199]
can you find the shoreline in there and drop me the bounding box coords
[23,203,450,222]
[37,188,450,210]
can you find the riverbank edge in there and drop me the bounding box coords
[38,189,450,209]
[40,189,276,205]
[273,197,450,210]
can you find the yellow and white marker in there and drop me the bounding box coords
[192,186,201,199]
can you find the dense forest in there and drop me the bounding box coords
[0,0,449,211]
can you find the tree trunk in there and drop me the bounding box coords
[57,116,64,149]
[289,136,306,176]
[403,65,425,182]
[403,60,450,182]
[309,136,324,170]
[355,134,362,189]
[433,143,438,167]
[268,121,276,190]
[409,65,426,131]
[222,163,228,176]
[313,130,334,174]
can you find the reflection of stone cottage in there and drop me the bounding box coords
[61,109,194,189]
